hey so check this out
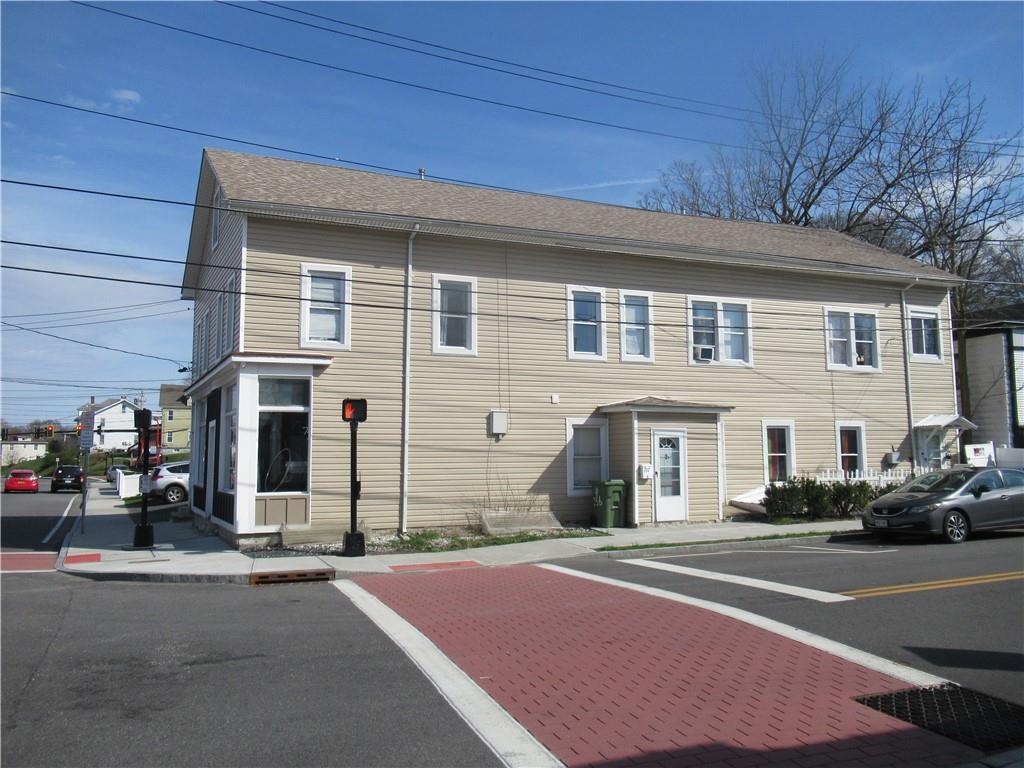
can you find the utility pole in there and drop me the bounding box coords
[133,408,154,548]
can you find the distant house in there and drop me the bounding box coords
[182,148,968,548]
[78,397,144,452]
[961,303,1024,449]
[159,384,191,450]
[1,440,47,466]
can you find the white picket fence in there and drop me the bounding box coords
[814,468,912,487]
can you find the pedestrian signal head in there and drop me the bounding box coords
[342,398,367,423]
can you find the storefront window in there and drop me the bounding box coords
[194,399,207,487]
[219,385,237,492]
[257,378,309,493]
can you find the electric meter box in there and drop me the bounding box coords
[489,409,509,437]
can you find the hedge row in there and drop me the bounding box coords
[762,477,901,520]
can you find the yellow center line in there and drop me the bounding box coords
[842,571,1024,598]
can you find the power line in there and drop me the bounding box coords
[10,177,1019,290]
[4,261,1021,337]
[72,1,752,152]
[2,308,191,332]
[0,320,188,365]
[8,91,1024,235]
[237,1,1022,157]
[0,298,179,320]
[6,239,1023,326]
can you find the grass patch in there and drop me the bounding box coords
[373,527,604,554]
[121,494,143,507]
[594,529,863,552]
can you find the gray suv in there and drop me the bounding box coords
[863,467,1024,543]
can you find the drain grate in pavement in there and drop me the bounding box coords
[855,683,1024,753]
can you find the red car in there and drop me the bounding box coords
[4,470,40,493]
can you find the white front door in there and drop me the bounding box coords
[653,430,687,521]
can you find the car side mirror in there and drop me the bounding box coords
[972,485,990,498]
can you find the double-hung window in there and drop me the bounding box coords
[836,421,866,475]
[565,417,608,496]
[432,274,477,354]
[620,291,654,362]
[688,296,752,365]
[257,378,310,494]
[909,307,942,361]
[301,264,351,350]
[762,420,795,483]
[825,308,880,371]
[567,286,606,360]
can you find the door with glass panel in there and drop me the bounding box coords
[652,430,687,521]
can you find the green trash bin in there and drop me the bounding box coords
[591,479,627,528]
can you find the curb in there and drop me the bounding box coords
[588,527,869,561]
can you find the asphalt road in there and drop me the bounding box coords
[556,530,1024,706]
[1,574,500,768]
[1,487,81,553]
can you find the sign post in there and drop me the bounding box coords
[78,412,95,532]
[341,398,367,557]
[133,409,154,548]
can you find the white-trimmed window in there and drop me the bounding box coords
[565,417,608,496]
[620,291,654,362]
[257,378,310,494]
[432,274,477,354]
[195,314,206,374]
[825,308,880,371]
[219,384,237,492]
[909,307,942,361]
[216,294,226,359]
[836,421,867,475]
[567,286,606,360]
[194,399,206,488]
[762,420,795,483]
[167,432,173,444]
[300,264,351,350]
[211,187,222,251]
[687,296,752,365]
[167,410,175,421]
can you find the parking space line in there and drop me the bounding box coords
[791,545,899,554]
[842,570,1024,598]
[622,559,854,602]
[41,496,77,544]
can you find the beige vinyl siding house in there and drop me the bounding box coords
[182,149,965,548]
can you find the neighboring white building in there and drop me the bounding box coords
[78,397,144,452]
[1,440,47,466]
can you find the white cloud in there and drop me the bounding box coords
[110,89,141,105]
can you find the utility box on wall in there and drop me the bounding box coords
[489,409,509,438]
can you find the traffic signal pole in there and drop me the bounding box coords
[132,409,154,548]
[341,398,367,557]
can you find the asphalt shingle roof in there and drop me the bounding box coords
[203,149,952,280]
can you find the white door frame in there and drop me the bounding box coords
[206,421,217,497]
[651,429,688,522]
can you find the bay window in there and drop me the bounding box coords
[257,378,310,494]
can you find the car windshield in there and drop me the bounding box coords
[896,471,974,493]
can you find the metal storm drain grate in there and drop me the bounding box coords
[855,683,1024,753]
[250,569,335,586]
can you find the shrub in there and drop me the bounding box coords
[830,480,875,518]
[800,478,833,519]
[763,479,805,519]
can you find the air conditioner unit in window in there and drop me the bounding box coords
[694,345,715,362]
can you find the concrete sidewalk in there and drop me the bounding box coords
[57,483,866,584]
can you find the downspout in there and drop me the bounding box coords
[900,279,920,473]
[399,224,419,534]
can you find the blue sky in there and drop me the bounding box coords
[2,1,1022,426]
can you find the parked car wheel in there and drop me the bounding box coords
[163,484,187,504]
[942,510,969,544]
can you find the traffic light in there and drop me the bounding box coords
[342,398,367,423]
[76,423,83,436]
[46,424,55,437]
